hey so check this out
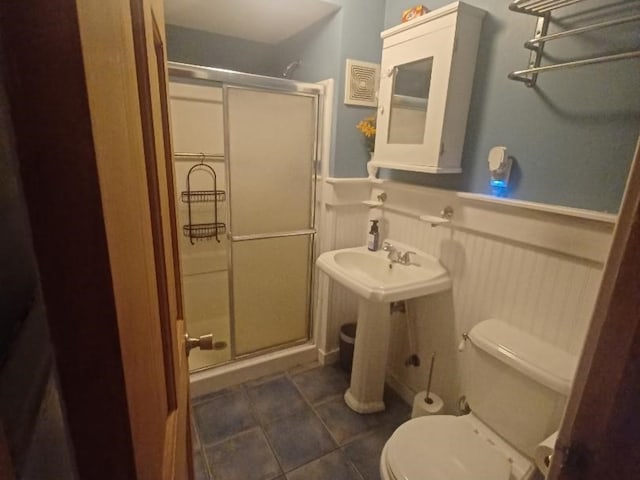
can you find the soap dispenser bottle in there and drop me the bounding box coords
[367,220,380,251]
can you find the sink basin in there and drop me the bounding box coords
[317,240,452,414]
[317,240,451,302]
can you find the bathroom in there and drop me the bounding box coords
[1,0,637,479]
[159,0,640,479]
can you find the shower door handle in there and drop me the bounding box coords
[184,333,227,356]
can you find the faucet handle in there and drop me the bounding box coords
[400,251,416,264]
[382,241,394,251]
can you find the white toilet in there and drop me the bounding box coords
[380,319,578,480]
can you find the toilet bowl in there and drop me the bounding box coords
[380,414,534,480]
[378,318,577,480]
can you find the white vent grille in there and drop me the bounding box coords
[344,59,379,107]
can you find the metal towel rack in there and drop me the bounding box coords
[508,0,640,87]
[180,153,226,244]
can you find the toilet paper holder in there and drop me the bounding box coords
[424,352,436,404]
[411,352,445,418]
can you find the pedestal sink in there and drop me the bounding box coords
[317,240,451,413]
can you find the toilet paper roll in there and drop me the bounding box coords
[534,431,558,477]
[411,391,444,418]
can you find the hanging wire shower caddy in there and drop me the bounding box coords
[180,154,226,244]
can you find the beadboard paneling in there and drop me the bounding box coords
[373,180,615,263]
[334,205,368,249]
[383,209,603,355]
[318,179,610,412]
[321,204,369,354]
[382,208,602,411]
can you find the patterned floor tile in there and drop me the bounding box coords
[374,389,411,430]
[286,450,360,480]
[342,426,395,480]
[291,364,349,405]
[287,361,322,376]
[192,364,410,480]
[244,374,308,423]
[192,385,242,406]
[316,397,381,445]
[193,449,210,480]
[264,409,337,472]
[191,419,201,452]
[204,428,282,480]
[194,388,257,445]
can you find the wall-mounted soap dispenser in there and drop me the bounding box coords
[488,146,512,197]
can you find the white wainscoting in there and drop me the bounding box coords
[317,178,616,411]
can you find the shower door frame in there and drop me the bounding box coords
[167,62,324,367]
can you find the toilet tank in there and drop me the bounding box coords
[466,319,578,458]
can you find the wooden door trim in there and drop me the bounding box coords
[129,0,178,411]
[151,13,184,319]
[129,1,189,478]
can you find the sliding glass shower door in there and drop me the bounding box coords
[225,87,317,356]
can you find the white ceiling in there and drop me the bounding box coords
[164,0,340,44]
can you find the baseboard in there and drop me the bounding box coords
[318,347,340,366]
[385,371,416,407]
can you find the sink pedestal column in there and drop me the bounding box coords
[344,298,391,414]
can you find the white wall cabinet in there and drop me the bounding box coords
[371,2,486,174]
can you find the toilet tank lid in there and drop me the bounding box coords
[469,319,578,395]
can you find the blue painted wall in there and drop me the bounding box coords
[167,5,387,177]
[274,12,344,167]
[165,1,639,212]
[166,24,279,76]
[382,0,640,212]
[275,0,387,177]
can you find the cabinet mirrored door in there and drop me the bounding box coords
[388,57,433,145]
[225,86,317,356]
[374,25,451,167]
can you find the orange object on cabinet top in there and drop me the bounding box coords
[401,5,430,22]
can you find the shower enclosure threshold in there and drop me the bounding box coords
[189,343,317,398]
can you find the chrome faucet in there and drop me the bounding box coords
[399,251,416,265]
[382,242,401,263]
[383,242,417,266]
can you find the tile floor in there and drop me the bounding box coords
[191,363,411,480]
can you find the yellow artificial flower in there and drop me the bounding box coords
[356,115,377,152]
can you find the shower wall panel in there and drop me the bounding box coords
[170,81,224,155]
[169,80,231,370]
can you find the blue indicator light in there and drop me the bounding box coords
[490,179,508,197]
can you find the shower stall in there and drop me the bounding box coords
[167,63,324,379]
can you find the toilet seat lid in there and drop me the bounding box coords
[386,416,512,480]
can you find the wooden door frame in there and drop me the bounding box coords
[0,1,137,478]
[0,0,187,479]
[549,137,640,479]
